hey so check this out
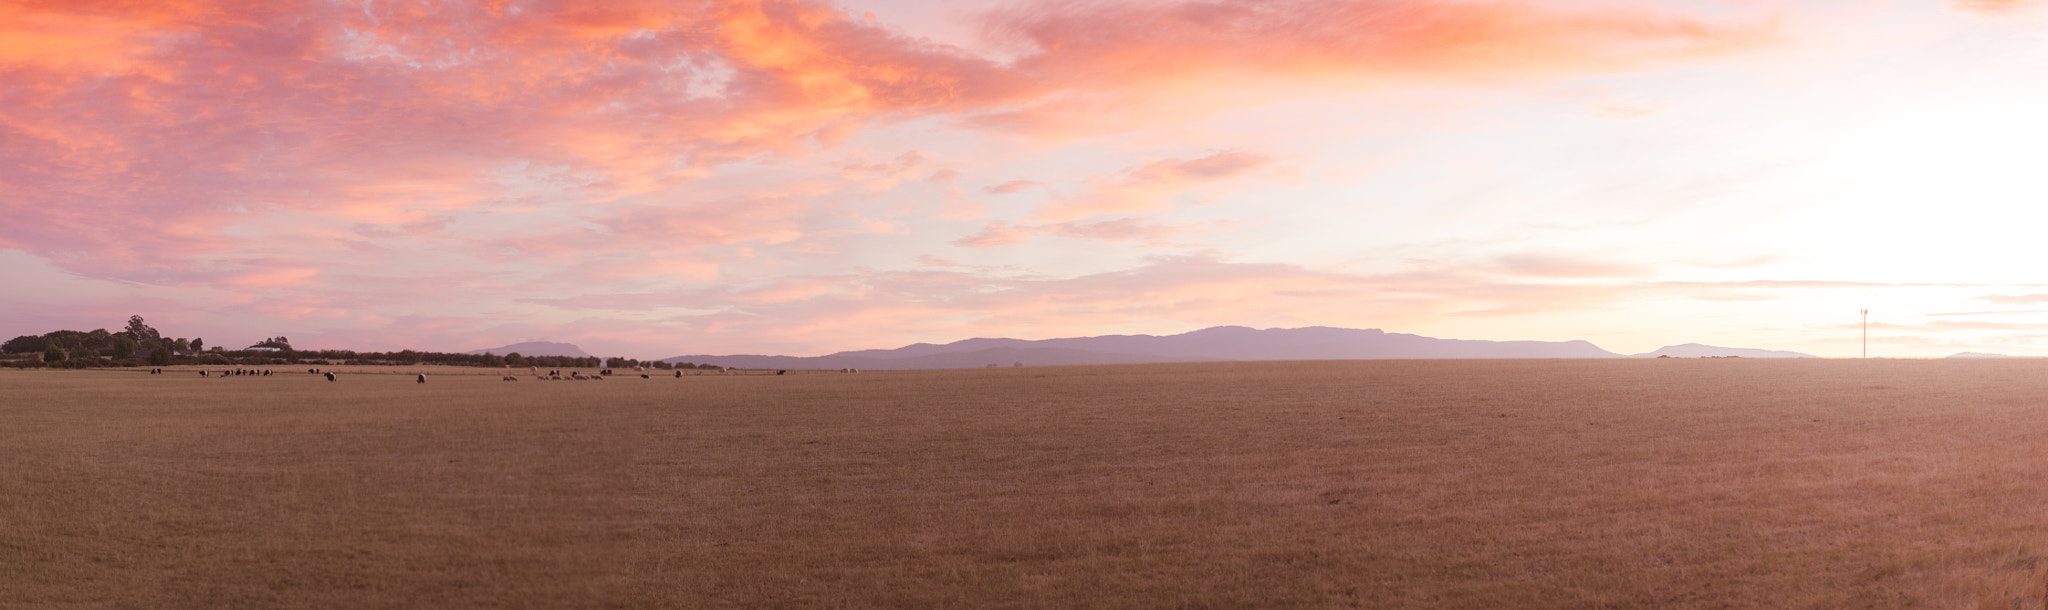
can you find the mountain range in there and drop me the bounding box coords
[652,326,1816,370]
[465,341,595,358]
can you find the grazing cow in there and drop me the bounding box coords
[324,372,336,382]
[416,374,426,384]
[776,370,786,376]
[640,374,649,379]
[675,371,682,378]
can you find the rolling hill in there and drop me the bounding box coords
[661,326,1657,370]
[466,341,594,358]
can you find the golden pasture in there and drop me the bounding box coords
[7,359,2048,608]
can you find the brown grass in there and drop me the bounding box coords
[6,359,2048,608]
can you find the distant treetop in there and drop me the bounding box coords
[249,336,292,350]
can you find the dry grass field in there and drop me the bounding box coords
[8,359,2048,608]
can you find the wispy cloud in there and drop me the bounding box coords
[984,180,1045,194]
[955,217,1230,248]
[1496,253,1650,278]
[1950,0,2041,14]
[1034,149,1288,221]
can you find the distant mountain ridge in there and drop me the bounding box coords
[467,341,594,358]
[658,325,1812,370]
[1630,343,1815,359]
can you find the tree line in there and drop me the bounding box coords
[2,316,197,368]
[1,315,711,370]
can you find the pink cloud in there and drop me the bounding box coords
[0,0,1765,283]
[1496,254,1650,278]
[1034,149,1286,221]
[953,222,1033,248]
[984,180,1045,194]
[1978,294,2048,305]
[0,0,1788,358]
[840,151,926,179]
[1126,150,1276,182]
[353,217,455,239]
[953,217,1226,248]
[969,0,1772,133]
[1589,102,1662,120]
[1951,0,2040,13]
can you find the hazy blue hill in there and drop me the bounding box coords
[662,325,1627,370]
[467,341,594,358]
[1630,343,1814,358]
[660,347,1225,371]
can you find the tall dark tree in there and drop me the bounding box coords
[123,315,162,346]
[191,337,204,352]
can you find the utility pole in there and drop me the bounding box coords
[1861,309,1868,359]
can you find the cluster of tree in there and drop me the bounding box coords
[249,336,293,350]
[599,357,719,370]
[292,349,603,368]
[2,316,677,371]
[1,316,208,367]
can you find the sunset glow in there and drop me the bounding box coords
[5,0,2047,358]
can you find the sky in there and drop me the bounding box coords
[4,0,2048,359]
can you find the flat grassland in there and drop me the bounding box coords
[7,359,2048,608]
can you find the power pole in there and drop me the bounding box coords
[1861,309,1868,359]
